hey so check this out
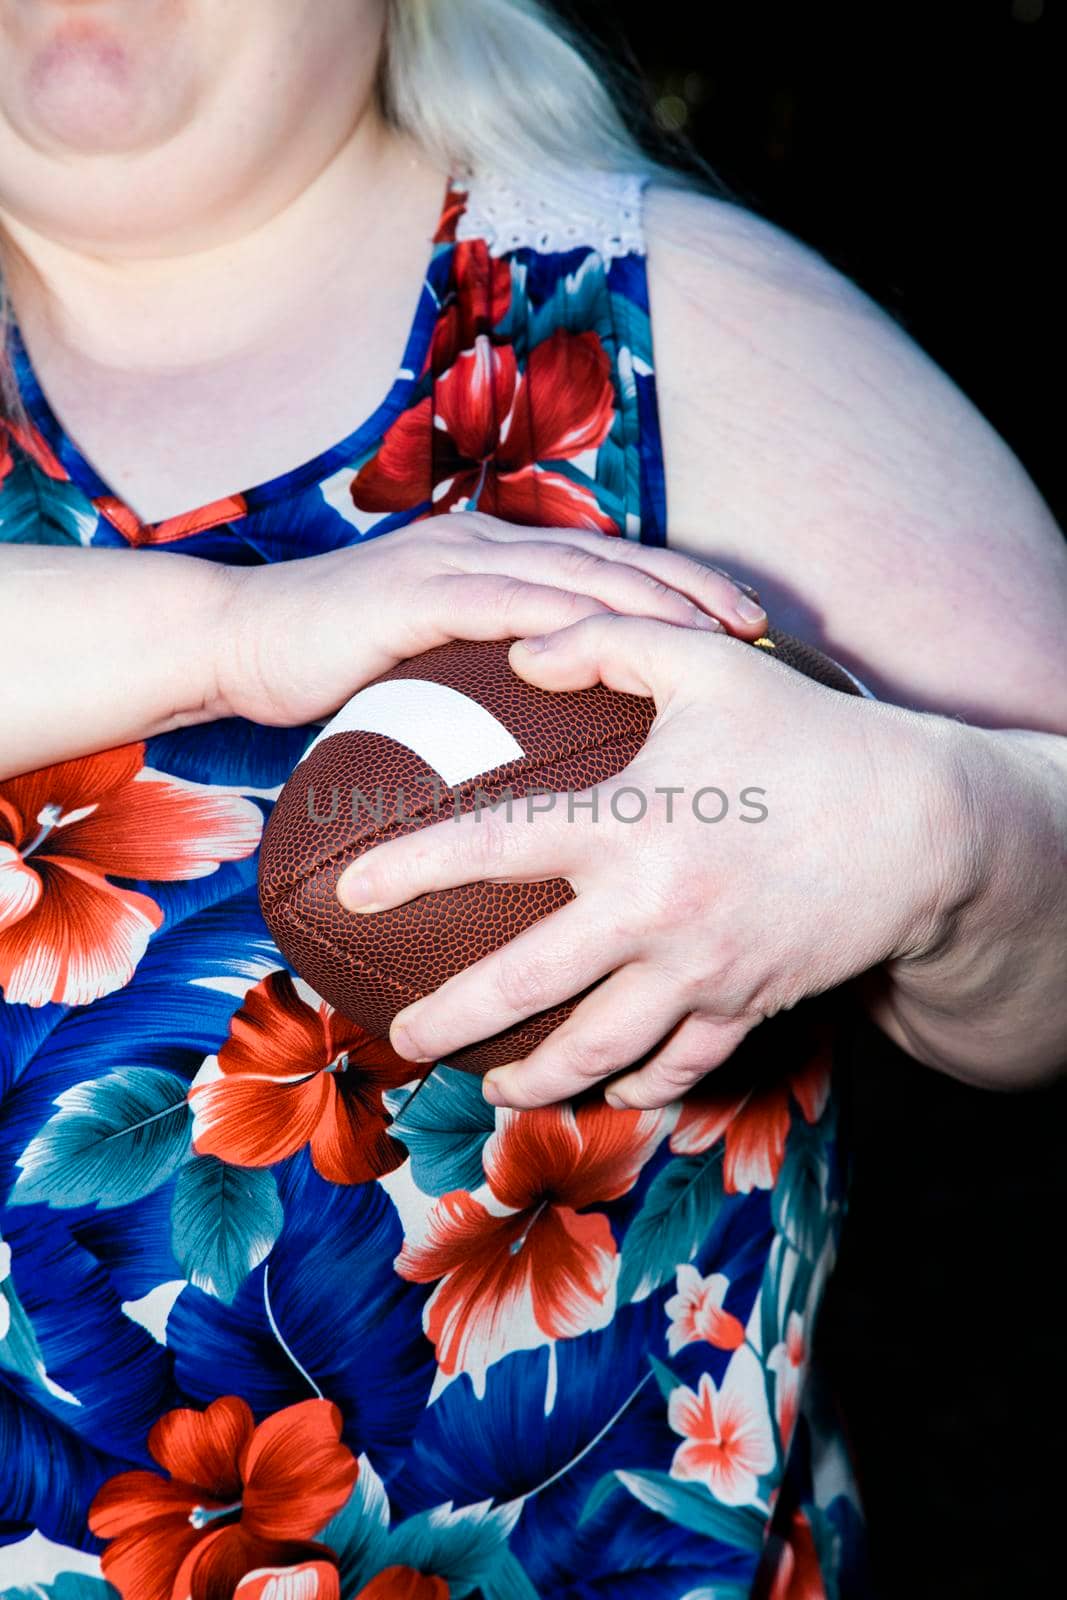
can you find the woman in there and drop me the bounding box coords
[0,2,1064,1597]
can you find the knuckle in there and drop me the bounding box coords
[652,1056,707,1097]
[556,1026,621,1081]
[557,545,605,582]
[468,810,511,874]
[490,574,534,621]
[493,948,554,1016]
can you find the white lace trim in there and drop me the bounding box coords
[452,168,648,260]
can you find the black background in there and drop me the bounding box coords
[564,3,1064,1596]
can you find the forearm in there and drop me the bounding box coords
[866,721,1067,1089]
[0,545,231,779]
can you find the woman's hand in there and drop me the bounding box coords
[336,614,971,1108]
[215,512,768,726]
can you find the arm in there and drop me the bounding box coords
[644,185,1067,1086]
[864,723,1067,1089]
[0,544,228,779]
[0,519,765,781]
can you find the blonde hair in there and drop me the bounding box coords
[0,0,730,420]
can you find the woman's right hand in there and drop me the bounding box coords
[216,510,768,727]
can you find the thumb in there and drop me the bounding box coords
[507,613,706,701]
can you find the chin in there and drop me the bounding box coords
[14,6,191,157]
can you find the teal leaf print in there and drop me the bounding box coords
[170,1156,282,1304]
[323,1450,525,1600]
[386,1065,496,1196]
[478,1554,542,1600]
[605,1468,766,1552]
[648,1352,683,1405]
[772,1118,829,1259]
[387,1500,523,1598]
[618,1149,725,1303]
[759,1236,787,1367]
[320,1452,390,1594]
[667,1588,748,1600]
[0,461,98,545]
[0,1579,120,1600]
[10,1068,192,1210]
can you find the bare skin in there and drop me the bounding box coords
[2,0,1065,1102]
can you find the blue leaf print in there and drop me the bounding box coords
[393,1297,669,1517]
[167,1154,435,1476]
[10,1069,191,1211]
[144,717,312,789]
[617,1151,727,1303]
[170,1156,282,1304]
[0,1355,130,1551]
[71,1181,183,1306]
[0,1205,175,1462]
[0,1230,63,1402]
[386,1066,496,1196]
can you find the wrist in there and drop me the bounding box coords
[870,703,989,966]
[869,720,1067,1085]
[165,555,249,728]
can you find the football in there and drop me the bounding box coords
[258,631,866,1074]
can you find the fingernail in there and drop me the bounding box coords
[604,1090,627,1109]
[482,1074,505,1105]
[338,873,381,912]
[735,595,767,625]
[516,635,548,652]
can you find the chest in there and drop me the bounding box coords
[16,254,432,528]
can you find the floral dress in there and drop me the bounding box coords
[0,167,872,1600]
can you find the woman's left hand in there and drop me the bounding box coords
[337,614,967,1109]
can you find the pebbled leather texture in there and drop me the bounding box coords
[258,629,862,1074]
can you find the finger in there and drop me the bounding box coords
[462,516,768,636]
[337,791,583,912]
[387,891,631,1064]
[508,612,717,702]
[439,537,726,635]
[602,1012,753,1110]
[480,962,687,1109]
[421,572,619,645]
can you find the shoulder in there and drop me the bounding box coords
[640,183,1067,729]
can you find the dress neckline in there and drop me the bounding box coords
[6,171,460,540]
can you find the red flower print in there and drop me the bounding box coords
[190,971,415,1185]
[396,1102,665,1383]
[432,185,467,246]
[426,236,513,377]
[670,1054,830,1194]
[767,1310,807,1450]
[88,1395,358,1600]
[0,746,262,1008]
[352,328,619,532]
[94,493,251,547]
[664,1265,746,1356]
[234,1563,339,1600]
[1,416,68,482]
[667,1345,776,1507]
[756,1508,827,1600]
[355,1570,448,1600]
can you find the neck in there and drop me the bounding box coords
[0,116,447,376]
